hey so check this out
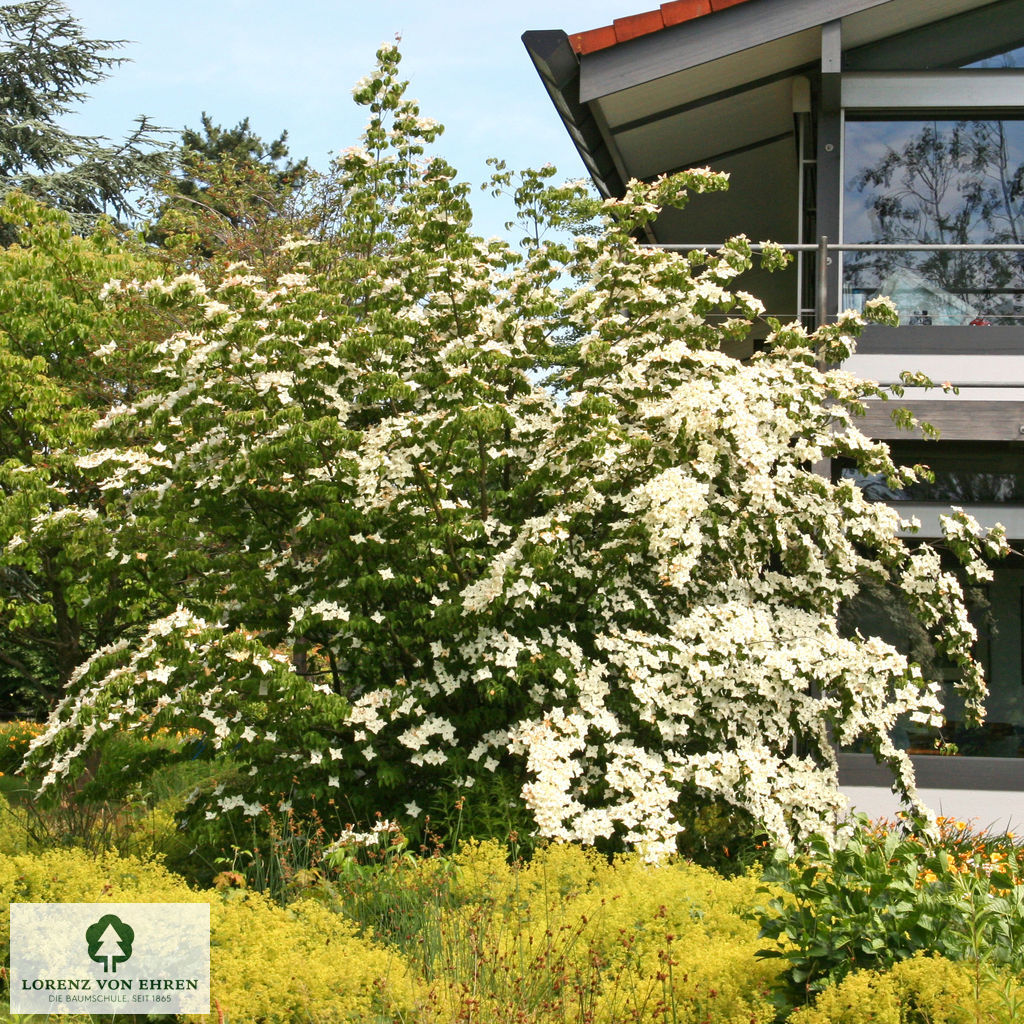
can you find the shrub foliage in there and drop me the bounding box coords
[16,44,1007,856]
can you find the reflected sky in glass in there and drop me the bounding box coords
[965,44,1024,68]
[843,119,1024,244]
[842,115,1024,321]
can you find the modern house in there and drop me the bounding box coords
[524,0,1024,825]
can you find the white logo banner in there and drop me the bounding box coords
[10,903,210,1015]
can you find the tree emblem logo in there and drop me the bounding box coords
[85,914,135,973]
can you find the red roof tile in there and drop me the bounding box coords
[568,0,752,55]
[568,24,618,54]
[661,1,712,27]
[613,9,667,42]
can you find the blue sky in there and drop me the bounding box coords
[61,0,634,238]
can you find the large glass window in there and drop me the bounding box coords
[964,45,1024,69]
[843,118,1024,324]
[842,566,1024,758]
[837,440,1024,757]
[836,441,1024,503]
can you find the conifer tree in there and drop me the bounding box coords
[176,114,308,207]
[149,114,307,263]
[0,0,168,233]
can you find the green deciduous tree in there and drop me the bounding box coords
[0,194,173,715]
[22,46,1007,856]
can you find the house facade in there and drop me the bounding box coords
[524,0,1024,825]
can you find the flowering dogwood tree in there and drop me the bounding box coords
[23,45,1008,856]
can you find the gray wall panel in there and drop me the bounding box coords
[860,400,1024,440]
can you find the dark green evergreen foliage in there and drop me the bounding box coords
[0,0,169,233]
[177,113,308,206]
[0,645,48,720]
[149,114,307,254]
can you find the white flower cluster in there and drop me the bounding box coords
[323,818,402,853]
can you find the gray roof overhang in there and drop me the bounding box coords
[523,29,625,199]
[523,0,1024,242]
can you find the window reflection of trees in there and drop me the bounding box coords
[837,445,1024,504]
[843,467,1024,503]
[839,577,1010,756]
[844,119,1024,324]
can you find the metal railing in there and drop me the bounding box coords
[646,237,1024,327]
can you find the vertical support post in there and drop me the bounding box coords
[816,19,843,328]
[816,235,829,329]
[793,78,812,325]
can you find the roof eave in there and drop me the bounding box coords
[522,29,625,199]
[579,0,893,101]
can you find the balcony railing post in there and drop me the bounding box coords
[816,234,829,328]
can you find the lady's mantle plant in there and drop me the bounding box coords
[23,45,1007,857]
